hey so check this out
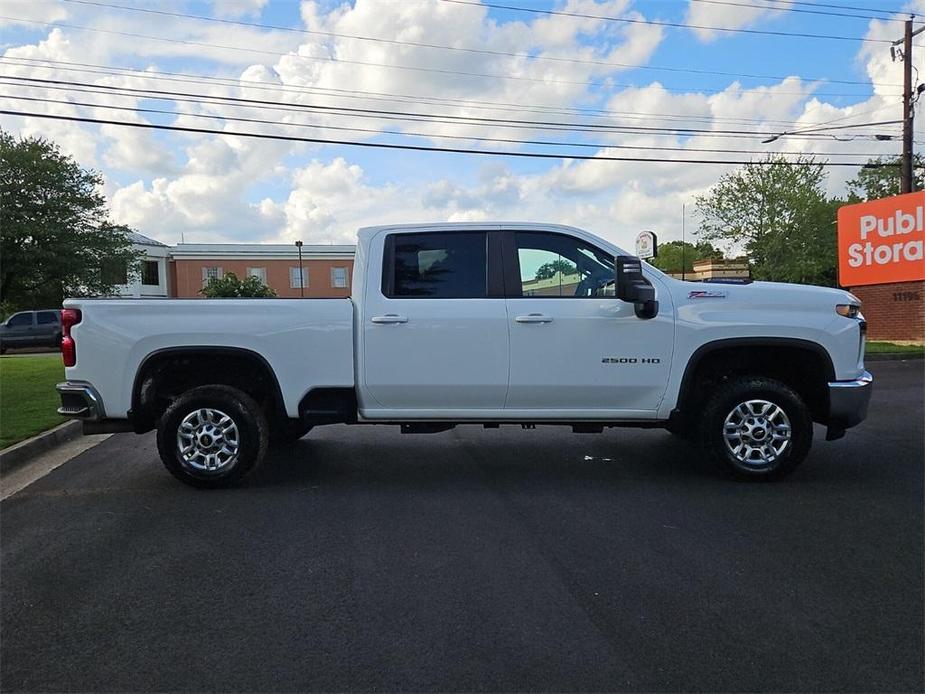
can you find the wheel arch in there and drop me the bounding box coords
[674,337,835,425]
[130,346,286,433]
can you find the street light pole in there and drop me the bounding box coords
[295,240,304,298]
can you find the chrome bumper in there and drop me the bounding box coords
[56,382,105,421]
[828,370,873,430]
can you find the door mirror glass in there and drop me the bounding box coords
[615,256,658,319]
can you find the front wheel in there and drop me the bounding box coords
[156,385,268,488]
[698,376,812,481]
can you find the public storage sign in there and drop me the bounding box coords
[837,191,925,287]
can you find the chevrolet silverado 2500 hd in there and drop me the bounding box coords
[55,223,872,487]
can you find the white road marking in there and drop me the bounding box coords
[0,434,110,501]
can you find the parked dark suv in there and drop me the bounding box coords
[0,310,62,354]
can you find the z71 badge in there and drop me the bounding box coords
[689,289,727,299]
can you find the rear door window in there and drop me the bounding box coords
[37,311,59,325]
[385,232,487,298]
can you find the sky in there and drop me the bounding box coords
[1,0,923,252]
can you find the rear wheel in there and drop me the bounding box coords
[156,385,268,488]
[698,376,812,480]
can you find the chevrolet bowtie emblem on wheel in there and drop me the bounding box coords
[689,289,728,299]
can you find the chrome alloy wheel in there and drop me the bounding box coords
[176,408,240,474]
[723,399,792,468]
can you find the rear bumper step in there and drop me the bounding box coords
[56,382,105,421]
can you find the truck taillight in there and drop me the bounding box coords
[61,308,81,367]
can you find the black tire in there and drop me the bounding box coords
[156,385,268,488]
[0,346,6,355]
[269,418,313,446]
[697,376,812,481]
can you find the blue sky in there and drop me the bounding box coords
[0,0,920,250]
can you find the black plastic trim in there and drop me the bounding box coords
[130,346,287,429]
[674,337,837,416]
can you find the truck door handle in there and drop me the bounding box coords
[371,314,408,324]
[515,313,553,323]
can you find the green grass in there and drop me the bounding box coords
[0,355,66,449]
[866,341,925,355]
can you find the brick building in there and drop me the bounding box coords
[168,243,356,298]
[848,281,924,341]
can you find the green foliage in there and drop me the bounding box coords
[846,156,924,202]
[695,155,837,286]
[200,272,277,298]
[649,240,723,274]
[0,130,142,311]
[534,259,577,280]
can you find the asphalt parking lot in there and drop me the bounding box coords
[1,361,922,693]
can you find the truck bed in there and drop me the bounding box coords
[64,298,355,419]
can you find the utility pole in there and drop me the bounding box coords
[902,19,914,193]
[681,203,686,281]
[893,18,925,193]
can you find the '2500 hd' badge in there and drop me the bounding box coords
[602,357,661,364]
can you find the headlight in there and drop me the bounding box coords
[836,303,861,319]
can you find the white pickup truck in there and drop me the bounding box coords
[56,222,872,487]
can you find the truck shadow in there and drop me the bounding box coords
[248,426,731,490]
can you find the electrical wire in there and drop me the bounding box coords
[438,0,895,43]
[0,15,900,97]
[4,92,897,158]
[0,108,897,167]
[59,0,902,88]
[688,0,904,22]
[3,75,900,139]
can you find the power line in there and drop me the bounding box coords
[4,92,895,158]
[0,108,895,167]
[58,0,900,88]
[0,56,852,128]
[439,0,895,43]
[688,0,904,22]
[0,15,899,97]
[4,75,899,139]
[755,0,903,16]
[13,78,895,145]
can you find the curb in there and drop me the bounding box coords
[865,352,925,362]
[0,421,82,476]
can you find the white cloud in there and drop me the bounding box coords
[685,0,792,43]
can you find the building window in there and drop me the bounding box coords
[247,267,267,284]
[331,266,348,288]
[202,266,223,287]
[290,266,308,288]
[142,261,160,286]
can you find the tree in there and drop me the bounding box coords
[0,131,142,309]
[535,259,577,280]
[846,155,924,202]
[649,240,723,274]
[695,155,837,286]
[201,272,277,298]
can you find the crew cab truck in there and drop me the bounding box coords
[55,223,872,487]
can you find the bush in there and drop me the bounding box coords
[201,273,277,298]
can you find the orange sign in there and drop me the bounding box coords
[837,191,925,287]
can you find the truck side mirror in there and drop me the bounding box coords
[615,255,658,319]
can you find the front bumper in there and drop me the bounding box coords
[56,381,105,421]
[828,370,873,430]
